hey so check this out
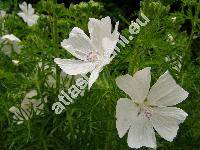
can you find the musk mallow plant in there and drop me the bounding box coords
[54,16,119,89]
[17,1,39,26]
[115,67,189,149]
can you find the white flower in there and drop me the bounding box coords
[115,67,189,149]
[0,10,6,18]
[0,34,21,56]
[192,35,198,39]
[17,1,39,26]
[72,1,101,8]
[171,17,176,22]
[12,60,20,66]
[9,90,47,124]
[54,16,119,89]
[167,33,175,45]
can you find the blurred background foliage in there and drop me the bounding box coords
[0,0,200,149]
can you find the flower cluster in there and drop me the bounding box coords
[53,15,189,149]
[0,1,39,56]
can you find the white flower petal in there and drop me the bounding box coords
[20,108,31,120]
[54,58,95,75]
[1,34,21,56]
[17,121,24,124]
[102,21,119,58]
[127,114,156,149]
[112,21,119,39]
[116,67,151,103]
[150,107,188,142]
[61,27,94,61]
[9,106,18,113]
[9,106,31,123]
[19,2,28,13]
[1,34,21,42]
[27,15,39,26]
[88,67,101,89]
[102,37,118,59]
[28,3,34,15]
[12,60,20,66]
[148,71,189,106]
[32,14,39,21]
[0,10,6,18]
[31,99,43,114]
[24,90,37,99]
[116,98,140,138]
[13,42,21,54]
[88,16,112,53]
[17,12,28,22]
[1,45,12,56]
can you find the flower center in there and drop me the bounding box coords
[137,103,153,119]
[143,106,153,119]
[87,52,98,62]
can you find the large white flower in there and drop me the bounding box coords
[54,16,119,89]
[9,90,47,124]
[17,1,39,26]
[0,34,21,56]
[115,67,189,149]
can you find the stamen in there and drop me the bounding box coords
[87,52,98,62]
[144,107,153,119]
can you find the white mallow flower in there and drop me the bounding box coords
[167,34,175,45]
[17,1,39,26]
[0,34,21,56]
[54,16,119,89]
[171,17,176,22]
[9,90,47,124]
[0,10,6,18]
[115,67,189,149]
[12,60,20,66]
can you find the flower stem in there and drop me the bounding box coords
[104,67,115,150]
[52,8,60,95]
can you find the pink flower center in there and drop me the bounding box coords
[143,107,153,119]
[87,52,98,62]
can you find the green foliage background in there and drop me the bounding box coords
[0,0,200,149]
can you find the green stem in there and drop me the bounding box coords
[104,67,114,150]
[67,111,75,145]
[128,47,139,75]
[52,9,60,95]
